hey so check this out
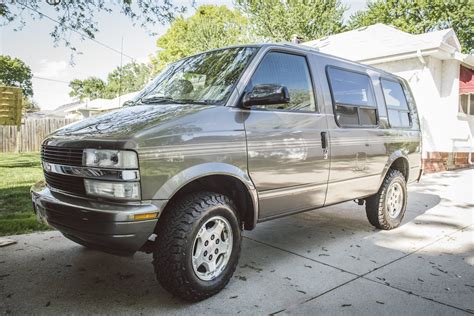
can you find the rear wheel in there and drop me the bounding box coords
[152,192,241,301]
[366,169,407,230]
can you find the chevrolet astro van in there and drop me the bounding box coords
[32,44,422,301]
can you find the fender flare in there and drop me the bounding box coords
[153,162,259,228]
[378,150,409,188]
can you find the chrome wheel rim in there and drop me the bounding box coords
[387,182,403,218]
[192,216,233,281]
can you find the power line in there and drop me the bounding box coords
[18,2,137,62]
[33,76,70,84]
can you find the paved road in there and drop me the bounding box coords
[1,169,473,315]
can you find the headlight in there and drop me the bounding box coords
[84,179,141,200]
[83,149,138,169]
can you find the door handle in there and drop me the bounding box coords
[321,132,327,149]
[321,132,329,160]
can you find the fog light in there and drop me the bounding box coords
[84,179,140,200]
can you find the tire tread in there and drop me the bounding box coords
[152,191,240,301]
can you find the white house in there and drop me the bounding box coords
[304,23,474,172]
[63,91,139,120]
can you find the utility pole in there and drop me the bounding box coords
[118,36,124,107]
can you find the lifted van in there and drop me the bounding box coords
[32,44,422,301]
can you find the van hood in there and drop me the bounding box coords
[52,104,212,139]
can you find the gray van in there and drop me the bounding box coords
[32,44,422,301]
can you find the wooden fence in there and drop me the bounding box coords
[0,118,77,153]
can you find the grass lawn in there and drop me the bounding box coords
[0,152,50,236]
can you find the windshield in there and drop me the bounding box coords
[138,47,258,105]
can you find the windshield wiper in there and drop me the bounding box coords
[139,96,176,104]
[173,99,215,105]
[139,96,215,105]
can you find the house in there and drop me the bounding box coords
[63,91,139,120]
[304,23,474,172]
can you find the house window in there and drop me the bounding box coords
[381,78,411,128]
[327,67,378,126]
[459,93,474,116]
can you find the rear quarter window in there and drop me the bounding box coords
[381,78,412,128]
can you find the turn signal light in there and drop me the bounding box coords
[133,213,158,221]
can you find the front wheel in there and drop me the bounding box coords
[366,169,407,230]
[152,192,241,301]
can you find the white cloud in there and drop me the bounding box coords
[34,59,68,78]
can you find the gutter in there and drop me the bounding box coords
[359,48,439,65]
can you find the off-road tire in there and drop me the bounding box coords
[152,192,241,301]
[366,169,407,230]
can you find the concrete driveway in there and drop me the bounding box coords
[1,169,473,315]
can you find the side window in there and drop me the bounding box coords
[381,79,412,128]
[246,52,316,111]
[327,67,377,126]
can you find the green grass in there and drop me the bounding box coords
[0,152,50,236]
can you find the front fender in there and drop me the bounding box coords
[152,162,259,227]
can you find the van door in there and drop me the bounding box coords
[323,66,381,204]
[243,51,329,219]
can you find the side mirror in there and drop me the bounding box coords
[242,84,290,108]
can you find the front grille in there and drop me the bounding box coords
[41,146,83,166]
[44,172,86,195]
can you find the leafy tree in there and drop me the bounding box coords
[0,55,33,97]
[69,62,152,100]
[151,5,251,74]
[348,0,473,53]
[235,0,347,42]
[105,62,152,98]
[0,1,188,56]
[69,77,106,101]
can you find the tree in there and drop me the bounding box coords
[151,5,251,73]
[1,1,189,54]
[69,77,106,101]
[69,62,152,100]
[105,62,152,98]
[348,0,473,54]
[0,55,33,97]
[235,0,347,42]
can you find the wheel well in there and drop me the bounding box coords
[390,157,409,181]
[160,175,255,230]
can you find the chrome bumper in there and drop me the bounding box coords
[31,181,165,255]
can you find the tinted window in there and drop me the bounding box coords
[327,68,376,107]
[381,79,408,110]
[327,67,377,126]
[381,79,411,128]
[247,52,315,111]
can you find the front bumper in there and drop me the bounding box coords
[31,181,165,255]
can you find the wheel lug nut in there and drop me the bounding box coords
[204,251,208,256]
[216,239,220,244]
[204,241,209,246]
[209,255,213,260]
[211,235,215,240]
[215,249,218,254]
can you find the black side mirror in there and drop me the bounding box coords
[242,84,290,108]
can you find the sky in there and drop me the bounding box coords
[0,0,366,110]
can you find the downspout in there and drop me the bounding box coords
[469,135,474,165]
[416,49,426,67]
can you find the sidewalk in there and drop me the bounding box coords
[1,169,473,315]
